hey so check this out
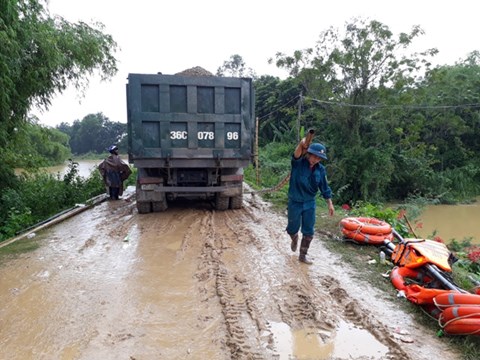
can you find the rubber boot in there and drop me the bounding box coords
[299,236,313,264]
[289,233,299,252]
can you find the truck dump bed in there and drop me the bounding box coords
[126,71,255,212]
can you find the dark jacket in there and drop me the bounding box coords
[98,155,132,194]
[288,156,332,203]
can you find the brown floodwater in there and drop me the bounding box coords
[415,200,480,244]
[45,159,101,178]
[15,159,102,179]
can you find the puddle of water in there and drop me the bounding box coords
[165,239,182,251]
[271,319,388,360]
[292,327,333,360]
[332,320,388,359]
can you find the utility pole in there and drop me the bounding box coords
[297,91,303,142]
[255,116,260,186]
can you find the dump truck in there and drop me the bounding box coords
[126,68,255,213]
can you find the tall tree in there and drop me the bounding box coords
[254,75,302,145]
[62,113,127,154]
[0,0,118,163]
[217,54,257,78]
[272,18,437,203]
[417,52,480,168]
[8,119,71,168]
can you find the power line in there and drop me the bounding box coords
[256,94,480,122]
[305,96,480,110]
[257,95,300,120]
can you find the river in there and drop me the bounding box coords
[17,159,111,179]
[415,200,480,244]
[45,159,101,178]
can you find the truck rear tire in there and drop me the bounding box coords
[215,194,229,211]
[137,202,151,214]
[230,194,243,209]
[152,200,168,212]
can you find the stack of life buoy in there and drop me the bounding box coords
[339,216,480,336]
[390,266,480,336]
[435,292,480,336]
[340,217,393,245]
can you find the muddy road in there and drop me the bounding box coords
[0,188,461,360]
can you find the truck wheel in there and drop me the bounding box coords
[137,202,151,214]
[152,200,168,212]
[230,194,243,209]
[215,194,229,211]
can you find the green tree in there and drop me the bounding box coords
[61,113,127,154]
[0,0,118,190]
[395,52,480,201]
[417,53,480,168]
[254,75,303,145]
[217,54,257,78]
[272,18,437,203]
[9,119,71,168]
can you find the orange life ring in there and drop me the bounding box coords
[390,267,454,305]
[433,293,480,310]
[390,266,428,291]
[341,228,393,245]
[439,306,480,325]
[340,217,392,235]
[442,318,480,336]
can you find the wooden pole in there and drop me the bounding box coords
[255,116,260,186]
[297,91,302,142]
[403,214,419,238]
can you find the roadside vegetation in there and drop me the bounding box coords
[0,160,137,242]
[0,0,129,242]
[0,161,103,241]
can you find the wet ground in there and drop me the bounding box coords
[0,188,462,359]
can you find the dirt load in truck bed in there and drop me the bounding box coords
[0,187,461,359]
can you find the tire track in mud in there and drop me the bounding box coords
[223,209,338,335]
[176,209,209,262]
[153,193,455,360]
[222,195,415,359]
[229,203,338,333]
[1,191,461,360]
[94,194,458,360]
[195,205,341,359]
[196,209,266,359]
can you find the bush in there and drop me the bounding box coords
[0,160,106,242]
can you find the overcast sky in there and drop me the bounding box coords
[33,0,478,127]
